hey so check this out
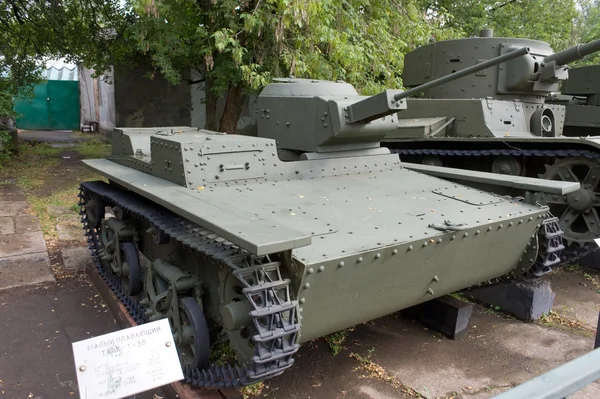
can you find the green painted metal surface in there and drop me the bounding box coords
[48,81,79,130]
[14,84,49,130]
[376,31,600,256]
[84,126,576,342]
[14,80,80,130]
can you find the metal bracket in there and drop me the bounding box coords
[429,117,456,137]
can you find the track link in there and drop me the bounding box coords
[392,147,599,265]
[78,181,300,388]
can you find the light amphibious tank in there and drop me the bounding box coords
[382,29,600,264]
[547,64,600,136]
[78,48,578,389]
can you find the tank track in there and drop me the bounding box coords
[78,181,300,388]
[392,147,599,265]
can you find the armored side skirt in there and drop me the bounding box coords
[294,216,541,342]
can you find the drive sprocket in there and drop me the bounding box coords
[538,157,600,246]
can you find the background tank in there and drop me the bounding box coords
[547,64,600,136]
[381,30,600,263]
[77,49,577,388]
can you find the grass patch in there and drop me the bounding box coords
[27,184,83,239]
[209,334,238,366]
[538,311,596,337]
[324,328,352,356]
[563,263,600,293]
[582,272,600,292]
[449,292,469,302]
[72,140,110,158]
[0,139,110,241]
[241,382,264,399]
[350,350,423,397]
[0,130,15,167]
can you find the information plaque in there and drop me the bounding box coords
[72,318,183,399]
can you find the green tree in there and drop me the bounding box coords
[421,0,579,51]
[123,0,460,133]
[575,0,600,65]
[0,0,128,120]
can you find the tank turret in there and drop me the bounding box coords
[381,33,600,263]
[547,64,600,136]
[402,29,600,102]
[257,46,529,156]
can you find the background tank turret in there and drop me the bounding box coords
[76,46,578,389]
[381,30,600,263]
[257,45,529,157]
[547,64,600,136]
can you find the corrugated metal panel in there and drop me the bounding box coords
[42,59,78,81]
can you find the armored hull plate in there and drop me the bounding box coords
[84,129,555,343]
[84,157,543,263]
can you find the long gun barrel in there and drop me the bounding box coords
[347,46,530,124]
[544,39,600,66]
[394,46,530,102]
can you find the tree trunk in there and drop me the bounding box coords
[204,74,218,131]
[218,84,245,133]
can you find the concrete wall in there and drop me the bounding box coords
[81,64,258,134]
[79,66,116,133]
[114,66,191,127]
[189,86,257,135]
[189,69,257,134]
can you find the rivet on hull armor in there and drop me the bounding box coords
[304,283,310,289]
[463,232,469,237]
[300,298,306,304]
[432,276,440,282]
[307,268,314,274]
[318,265,325,272]
[427,288,435,295]
[338,261,345,268]
[407,245,413,251]
[375,253,381,259]
[422,242,428,247]
[392,249,398,255]
[357,257,363,263]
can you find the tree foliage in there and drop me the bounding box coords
[575,0,600,65]
[1,0,599,130]
[0,0,127,117]
[121,0,462,132]
[421,0,579,51]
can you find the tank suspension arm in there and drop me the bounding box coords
[543,38,600,66]
[393,46,531,102]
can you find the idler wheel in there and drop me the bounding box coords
[175,297,210,369]
[492,156,523,176]
[539,157,600,245]
[220,272,255,363]
[422,155,443,167]
[84,195,105,229]
[119,242,143,296]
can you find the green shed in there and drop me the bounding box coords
[14,63,80,131]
